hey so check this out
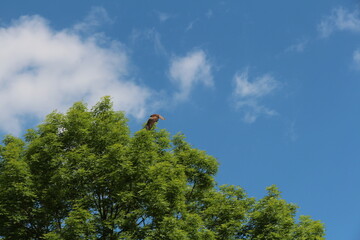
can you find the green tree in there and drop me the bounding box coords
[0,97,325,239]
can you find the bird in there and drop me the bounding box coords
[145,114,165,130]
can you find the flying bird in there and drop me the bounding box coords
[145,114,165,130]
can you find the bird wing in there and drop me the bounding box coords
[145,118,156,130]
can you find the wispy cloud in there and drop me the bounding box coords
[232,69,279,123]
[206,9,213,19]
[0,15,155,134]
[185,19,199,32]
[130,28,167,56]
[156,11,172,22]
[286,120,298,142]
[73,6,113,33]
[286,38,309,53]
[352,49,360,69]
[169,50,213,101]
[318,7,360,38]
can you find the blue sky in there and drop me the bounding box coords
[1,0,359,239]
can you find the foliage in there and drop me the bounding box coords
[0,97,325,239]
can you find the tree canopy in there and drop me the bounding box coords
[0,97,325,239]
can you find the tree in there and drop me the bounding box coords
[0,97,325,239]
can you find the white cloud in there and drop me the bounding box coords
[130,28,168,57]
[318,7,360,38]
[169,50,213,101]
[156,11,171,22]
[233,69,279,123]
[185,20,195,32]
[286,120,298,142]
[185,19,199,32]
[206,9,213,19]
[0,15,155,134]
[73,6,113,32]
[286,38,309,53]
[352,49,360,69]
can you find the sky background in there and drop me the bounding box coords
[0,0,359,239]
